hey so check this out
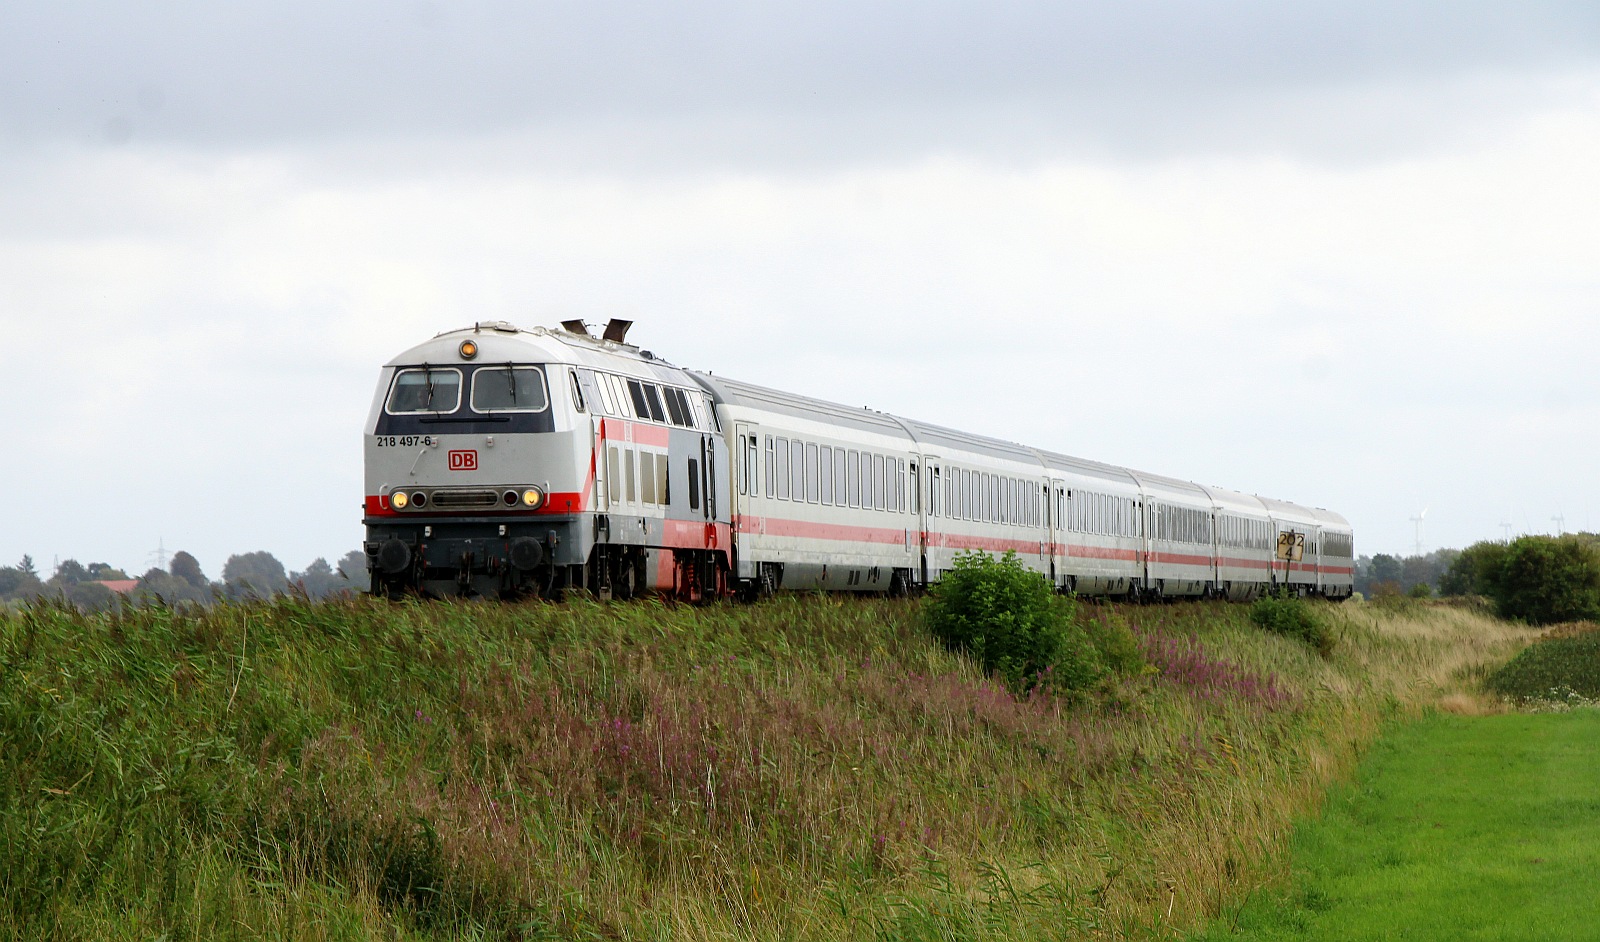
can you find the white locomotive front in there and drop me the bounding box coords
[362,320,732,599]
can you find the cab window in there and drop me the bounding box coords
[386,368,462,414]
[471,367,549,413]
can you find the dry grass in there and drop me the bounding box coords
[0,594,1537,941]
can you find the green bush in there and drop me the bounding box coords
[1490,536,1600,625]
[1249,592,1332,656]
[1486,626,1600,703]
[1439,541,1508,598]
[924,551,1104,693]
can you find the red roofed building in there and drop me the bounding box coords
[93,580,140,595]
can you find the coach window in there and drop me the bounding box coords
[743,436,757,496]
[846,451,859,507]
[869,455,882,512]
[791,439,805,501]
[861,453,874,510]
[765,436,776,498]
[775,437,790,500]
[910,463,920,515]
[640,453,655,505]
[805,443,820,503]
[834,447,847,507]
[820,446,834,504]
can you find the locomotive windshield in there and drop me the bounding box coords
[386,368,462,413]
[471,366,549,413]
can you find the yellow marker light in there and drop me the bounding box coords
[390,491,409,509]
[522,487,544,509]
[459,339,479,359]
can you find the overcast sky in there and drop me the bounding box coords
[3,2,1598,579]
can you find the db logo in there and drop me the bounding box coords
[448,450,478,471]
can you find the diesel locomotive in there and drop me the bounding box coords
[362,320,1354,601]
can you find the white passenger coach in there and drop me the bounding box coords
[364,322,1354,601]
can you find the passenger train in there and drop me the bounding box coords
[362,321,1354,602]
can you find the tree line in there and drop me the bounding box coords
[1359,533,1600,626]
[0,550,368,611]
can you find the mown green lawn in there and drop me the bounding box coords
[1189,709,1600,941]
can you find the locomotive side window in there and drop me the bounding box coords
[570,371,586,413]
[626,380,651,420]
[645,384,667,422]
[663,387,688,426]
[386,368,462,414]
[472,367,549,413]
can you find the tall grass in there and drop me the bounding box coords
[0,595,1535,940]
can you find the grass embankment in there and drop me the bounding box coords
[0,596,1531,940]
[1185,710,1600,941]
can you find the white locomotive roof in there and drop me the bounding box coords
[385,322,698,388]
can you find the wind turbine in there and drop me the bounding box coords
[1410,508,1428,556]
[1552,513,1566,536]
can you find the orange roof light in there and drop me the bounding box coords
[459,339,479,359]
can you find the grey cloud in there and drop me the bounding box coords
[4,1,1597,163]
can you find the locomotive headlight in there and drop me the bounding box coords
[459,339,479,359]
[412,491,429,508]
[390,491,409,510]
[521,487,544,509]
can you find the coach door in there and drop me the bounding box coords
[595,417,612,513]
[921,457,942,586]
[734,424,760,524]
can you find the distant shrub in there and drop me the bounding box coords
[1407,582,1433,599]
[1486,626,1600,703]
[1490,536,1600,626]
[924,551,1104,694]
[1249,592,1332,656]
[1439,541,1508,598]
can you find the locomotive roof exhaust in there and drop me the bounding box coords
[560,319,633,344]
